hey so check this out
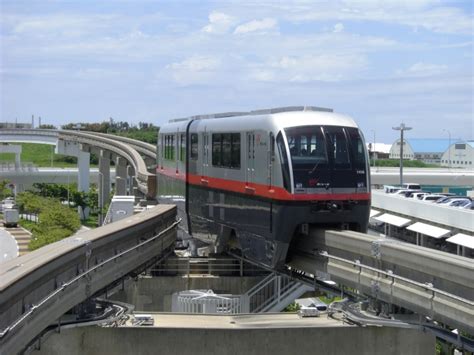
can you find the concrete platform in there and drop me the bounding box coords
[37,313,434,355]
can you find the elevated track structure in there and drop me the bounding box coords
[0,129,156,200]
[1,128,473,351]
[0,205,177,355]
[287,229,474,336]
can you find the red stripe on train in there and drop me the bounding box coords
[157,167,370,202]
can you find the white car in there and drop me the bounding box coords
[412,192,429,200]
[444,198,471,207]
[421,194,445,202]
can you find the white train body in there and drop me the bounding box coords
[157,107,370,268]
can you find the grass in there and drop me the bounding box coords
[0,143,97,168]
[82,213,99,228]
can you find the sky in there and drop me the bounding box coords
[1,0,473,143]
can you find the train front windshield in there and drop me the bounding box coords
[284,126,367,189]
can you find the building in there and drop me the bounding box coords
[389,138,460,164]
[366,143,391,160]
[440,141,474,168]
[0,122,32,129]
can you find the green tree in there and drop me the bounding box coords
[39,204,81,232]
[28,201,81,250]
[0,180,14,200]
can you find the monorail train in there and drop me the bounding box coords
[157,106,370,268]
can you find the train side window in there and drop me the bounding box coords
[190,134,198,160]
[276,132,291,192]
[212,133,241,169]
[212,134,222,166]
[231,133,241,168]
[164,134,175,160]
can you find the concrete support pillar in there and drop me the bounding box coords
[78,147,91,219]
[99,150,111,207]
[127,165,135,196]
[15,152,21,170]
[77,150,90,193]
[115,157,128,195]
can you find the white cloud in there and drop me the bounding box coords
[202,11,235,34]
[333,23,344,33]
[166,55,221,85]
[272,1,473,35]
[250,53,368,82]
[234,18,278,34]
[396,62,448,77]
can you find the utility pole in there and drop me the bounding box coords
[371,129,376,168]
[392,123,412,186]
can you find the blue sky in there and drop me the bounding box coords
[1,0,472,143]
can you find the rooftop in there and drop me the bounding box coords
[398,138,463,153]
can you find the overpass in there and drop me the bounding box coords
[0,205,177,355]
[0,129,157,203]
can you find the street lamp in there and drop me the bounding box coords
[443,129,451,170]
[392,123,412,186]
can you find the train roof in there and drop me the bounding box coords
[169,106,333,122]
[161,106,359,133]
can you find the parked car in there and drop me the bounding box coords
[392,189,422,198]
[401,183,421,190]
[436,196,469,205]
[412,192,429,200]
[462,201,474,210]
[421,194,445,202]
[444,198,471,207]
[404,190,424,198]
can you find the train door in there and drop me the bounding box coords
[246,132,255,187]
[268,132,275,188]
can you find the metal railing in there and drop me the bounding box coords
[149,256,268,277]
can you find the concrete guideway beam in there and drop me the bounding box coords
[288,229,474,334]
[0,205,177,355]
[0,129,156,199]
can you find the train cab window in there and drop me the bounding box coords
[190,134,198,160]
[284,126,328,189]
[164,134,175,160]
[212,133,241,168]
[276,132,291,192]
[346,128,367,171]
[324,127,350,169]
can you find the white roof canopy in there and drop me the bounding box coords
[374,213,411,227]
[446,233,474,249]
[406,222,451,239]
[370,209,381,218]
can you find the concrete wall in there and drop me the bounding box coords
[110,276,264,312]
[37,324,434,355]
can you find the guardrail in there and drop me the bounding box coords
[0,205,177,355]
[288,229,474,335]
[149,256,268,277]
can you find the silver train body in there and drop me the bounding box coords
[157,106,371,268]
